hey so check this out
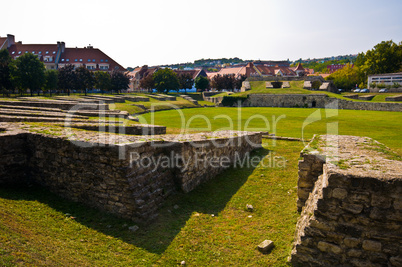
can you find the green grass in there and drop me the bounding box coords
[138,107,402,156]
[0,139,301,266]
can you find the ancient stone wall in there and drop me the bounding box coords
[291,135,402,266]
[0,128,261,222]
[243,94,402,111]
[0,129,29,185]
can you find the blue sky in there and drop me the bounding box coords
[3,0,402,67]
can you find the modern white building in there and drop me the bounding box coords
[368,72,402,88]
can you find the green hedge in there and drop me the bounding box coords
[221,95,249,107]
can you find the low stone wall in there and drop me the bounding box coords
[0,100,109,111]
[243,94,402,111]
[67,123,166,135]
[0,126,262,222]
[0,129,29,185]
[291,135,402,266]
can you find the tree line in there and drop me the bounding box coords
[0,50,130,96]
[139,68,246,93]
[326,40,402,90]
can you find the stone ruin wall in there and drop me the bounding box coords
[291,136,402,266]
[243,94,402,111]
[0,128,261,222]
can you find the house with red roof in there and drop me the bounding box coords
[2,34,125,72]
[207,61,305,79]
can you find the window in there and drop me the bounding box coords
[100,59,104,62]
[25,51,28,53]
[46,51,49,54]
[75,59,78,62]
[88,59,91,62]
[12,51,15,54]
[53,51,56,54]
[105,59,108,62]
[79,59,82,62]
[66,59,69,62]
[18,51,21,54]
[32,51,35,54]
[92,59,95,62]
[39,51,42,54]
[61,59,65,62]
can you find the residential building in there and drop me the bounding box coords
[2,34,125,72]
[207,61,306,79]
[327,64,353,73]
[127,65,159,92]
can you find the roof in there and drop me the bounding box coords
[255,65,296,76]
[0,37,7,49]
[59,47,125,71]
[367,72,402,77]
[8,43,59,62]
[294,63,305,71]
[174,69,207,79]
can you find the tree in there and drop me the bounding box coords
[356,40,402,75]
[178,73,194,93]
[152,68,180,93]
[234,74,247,90]
[0,49,13,96]
[327,64,360,90]
[139,74,155,92]
[211,74,236,91]
[194,76,209,92]
[58,65,76,96]
[44,70,59,96]
[94,71,111,94]
[10,53,45,96]
[75,66,94,96]
[110,71,130,94]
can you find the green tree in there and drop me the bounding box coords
[10,53,45,96]
[327,64,360,90]
[234,74,247,90]
[356,40,402,75]
[44,70,59,96]
[94,71,111,94]
[152,68,180,93]
[75,66,94,96]
[139,74,155,92]
[178,73,194,93]
[58,65,76,96]
[194,76,209,92]
[0,49,13,96]
[111,71,130,94]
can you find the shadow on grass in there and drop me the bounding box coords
[0,147,270,255]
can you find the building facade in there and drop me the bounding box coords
[368,72,402,89]
[1,34,125,72]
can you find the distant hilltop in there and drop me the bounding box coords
[127,55,358,71]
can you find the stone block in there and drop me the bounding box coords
[344,237,361,248]
[257,240,274,254]
[332,188,348,199]
[362,240,382,252]
[347,249,362,257]
[342,203,363,214]
[371,194,392,209]
[317,241,342,254]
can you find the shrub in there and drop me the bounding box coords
[221,95,248,107]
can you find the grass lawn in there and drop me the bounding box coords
[139,107,402,156]
[0,139,301,266]
[1,102,401,266]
